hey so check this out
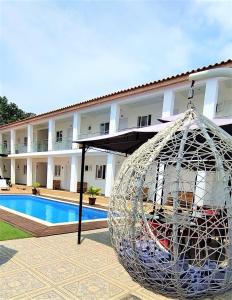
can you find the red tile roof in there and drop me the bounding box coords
[0,59,232,130]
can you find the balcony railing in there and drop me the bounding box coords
[79,131,109,140]
[53,139,72,151]
[32,140,48,152]
[0,145,10,155]
[15,143,27,154]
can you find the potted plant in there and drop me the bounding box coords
[86,186,101,205]
[32,182,40,195]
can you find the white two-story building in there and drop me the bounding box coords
[0,59,231,196]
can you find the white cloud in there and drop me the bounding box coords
[195,0,232,31]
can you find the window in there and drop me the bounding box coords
[24,137,28,146]
[54,165,61,177]
[96,165,106,179]
[23,165,27,175]
[56,131,63,142]
[100,122,109,135]
[137,115,151,128]
[3,140,7,149]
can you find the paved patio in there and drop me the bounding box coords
[0,229,232,300]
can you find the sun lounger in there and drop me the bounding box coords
[0,179,10,191]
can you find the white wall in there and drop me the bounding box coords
[204,172,226,207]
[80,112,110,138]
[55,119,73,140]
[79,155,107,194]
[120,101,163,130]
[52,157,70,190]
[15,129,27,144]
[15,159,27,185]
[216,80,232,117]
[35,162,47,187]
[174,88,205,114]
[15,129,27,153]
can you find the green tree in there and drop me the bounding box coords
[0,96,35,125]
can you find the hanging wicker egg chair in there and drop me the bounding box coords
[108,108,232,299]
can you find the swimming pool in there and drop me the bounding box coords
[0,195,107,224]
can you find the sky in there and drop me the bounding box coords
[0,0,231,114]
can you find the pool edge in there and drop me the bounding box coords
[0,208,108,237]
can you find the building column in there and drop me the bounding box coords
[26,157,33,186]
[72,112,81,149]
[105,153,116,197]
[109,103,120,134]
[162,89,175,118]
[103,103,120,197]
[11,158,15,184]
[197,79,219,206]
[48,119,55,151]
[203,78,219,119]
[193,171,206,210]
[10,129,16,154]
[70,155,78,192]
[156,164,165,204]
[47,156,54,189]
[27,125,33,153]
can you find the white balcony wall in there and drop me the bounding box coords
[80,111,110,138]
[216,79,232,117]
[54,118,73,150]
[33,127,48,152]
[174,86,205,115]
[15,159,27,185]
[119,100,163,131]
[36,129,48,142]
[15,128,27,153]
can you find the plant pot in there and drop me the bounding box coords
[89,197,96,205]
[32,188,37,195]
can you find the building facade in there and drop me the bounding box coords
[0,60,232,196]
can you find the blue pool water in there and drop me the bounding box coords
[0,195,107,224]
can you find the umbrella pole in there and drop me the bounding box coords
[78,143,86,244]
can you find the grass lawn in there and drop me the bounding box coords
[0,221,32,241]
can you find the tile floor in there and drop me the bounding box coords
[1,229,232,300]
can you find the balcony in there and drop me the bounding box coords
[79,130,109,140]
[32,140,48,152]
[0,144,10,155]
[53,138,72,151]
[15,143,27,154]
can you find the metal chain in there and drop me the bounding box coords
[187,80,196,109]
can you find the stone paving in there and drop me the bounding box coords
[1,229,232,300]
